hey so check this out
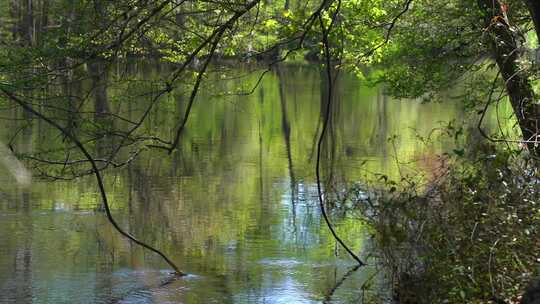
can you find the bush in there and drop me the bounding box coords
[357,147,540,303]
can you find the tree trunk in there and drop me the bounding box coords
[22,0,34,46]
[9,0,19,40]
[36,0,49,45]
[89,61,109,121]
[525,0,540,44]
[477,0,540,156]
[89,60,110,157]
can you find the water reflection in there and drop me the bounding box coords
[0,63,511,303]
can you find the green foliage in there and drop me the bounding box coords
[0,1,537,299]
[358,144,540,303]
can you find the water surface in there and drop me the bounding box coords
[0,64,510,303]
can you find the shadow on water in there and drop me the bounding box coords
[276,65,298,238]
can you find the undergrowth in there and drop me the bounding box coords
[351,145,539,303]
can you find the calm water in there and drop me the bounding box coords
[0,64,510,303]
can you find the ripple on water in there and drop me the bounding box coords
[257,258,303,268]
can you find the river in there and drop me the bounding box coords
[0,63,511,303]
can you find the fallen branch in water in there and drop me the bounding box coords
[323,264,362,303]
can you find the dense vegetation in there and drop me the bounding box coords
[0,0,538,303]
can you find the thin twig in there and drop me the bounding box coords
[1,88,185,276]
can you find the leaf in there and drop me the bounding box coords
[453,149,465,157]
